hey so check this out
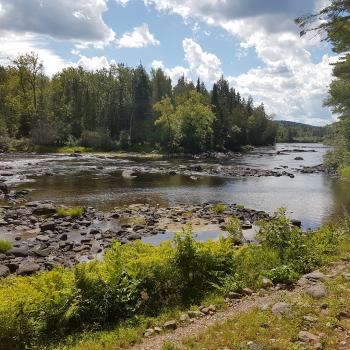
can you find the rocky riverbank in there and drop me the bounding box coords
[0,201,270,277]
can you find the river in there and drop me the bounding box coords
[1,143,349,229]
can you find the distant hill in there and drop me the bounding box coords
[274,120,328,143]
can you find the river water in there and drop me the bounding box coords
[1,143,350,229]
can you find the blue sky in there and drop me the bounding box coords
[0,0,337,125]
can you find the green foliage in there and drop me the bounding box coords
[0,213,349,349]
[225,217,243,245]
[0,240,12,253]
[213,203,226,214]
[57,207,84,218]
[340,166,350,180]
[0,53,276,154]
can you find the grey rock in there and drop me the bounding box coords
[40,222,56,231]
[298,330,319,343]
[0,264,10,277]
[305,283,327,299]
[303,271,326,282]
[17,262,40,276]
[247,341,264,350]
[7,247,29,257]
[271,302,292,315]
[163,320,177,330]
[33,204,56,215]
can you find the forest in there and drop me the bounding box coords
[275,120,328,143]
[0,54,277,154]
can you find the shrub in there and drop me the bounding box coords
[213,203,226,214]
[225,217,243,245]
[80,130,116,151]
[340,166,350,180]
[236,204,245,209]
[267,264,299,285]
[0,240,12,253]
[57,207,84,218]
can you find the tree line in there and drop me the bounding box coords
[0,52,277,153]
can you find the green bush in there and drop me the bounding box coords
[0,240,12,253]
[80,130,116,151]
[0,213,349,349]
[225,217,243,245]
[57,207,84,218]
[213,203,226,214]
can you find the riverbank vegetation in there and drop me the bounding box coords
[0,211,349,350]
[297,0,350,173]
[0,55,276,154]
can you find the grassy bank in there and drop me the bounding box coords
[0,211,349,350]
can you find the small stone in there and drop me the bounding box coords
[17,262,40,276]
[180,313,190,322]
[305,283,327,299]
[342,272,350,281]
[188,310,202,319]
[303,315,318,322]
[271,302,292,315]
[262,277,273,288]
[228,291,243,299]
[201,307,210,315]
[243,288,254,295]
[337,310,350,319]
[208,304,217,312]
[298,331,320,344]
[0,264,10,277]
[144,329,154,337]
[7,247,28,257]
[163,320,177,330]
[303,271,326,282]
[247,340,263,350]
[154,326,162,334]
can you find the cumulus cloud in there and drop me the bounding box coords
[0,0,115,47]
[116,23,160,48]
[182,38,222,83]
[76,55,117,71]
[145,0,336,124]
[0,31,72,76]
[151,59,190,83]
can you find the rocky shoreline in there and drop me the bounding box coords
[0,201,271,277]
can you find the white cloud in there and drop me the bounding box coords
[76,55,116,71]
[144,0,337,124]
[0,0,115,48]
[151,59,190,83]
[116,23,160,48]
[0,31,71,76]
[115,0,130,6]
[182,38,222,83]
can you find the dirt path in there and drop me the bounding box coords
[131,261,348,350]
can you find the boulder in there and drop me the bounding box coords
[7,247,29,257]
[303,271,326,282]
[0,264,10,277]
[17,262,40,276]
[0,182,8,194]
[40,222,56,231]
[33,204,56,215]
[271,302,292,315]
[163,320,177,330]
[298,331,319,343]
[305,283,327,299]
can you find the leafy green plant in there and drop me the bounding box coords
[267,264,299,285]
[57,207,84,218]
[0,240,12,253]
[213,203,226,214]
[225,217,243,245]
[236,204,245,209]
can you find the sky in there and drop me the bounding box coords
[0,0,338,126]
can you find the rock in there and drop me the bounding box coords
[243,288,254,295]
[200,307,210,315]
[144,329,154,337]
[305,283,327,299]
[262,277,273,288]
[342,272,350,281]
[0,264,10,277]
[303,271,326,282]
[247,341,263,350]
[291,219,302,227]
[228,291,243,299]
[298,331,319,343]
[208,304,217,312]
[271,302,292,315]
[337,310,350,320]
[0,182,8,194]
[180,313,190,322]
[59,233,68,241]
[32,204,56,215]
[36,234,50,242]
[163,320,177,330]
[154,326,162,334]
[294,157,304,161]
[122,170,137,178]
[127,233,141,241]
[303,315,318,322]
[242,221,252,229]
[188,310,202,319]
[17,262,40,276]
[7,247,29,257]
[40,222,56,231]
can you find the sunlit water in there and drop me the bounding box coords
[2,143,350,229]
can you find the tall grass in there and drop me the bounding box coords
[56,207,84,218]
[0,239,12,253]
